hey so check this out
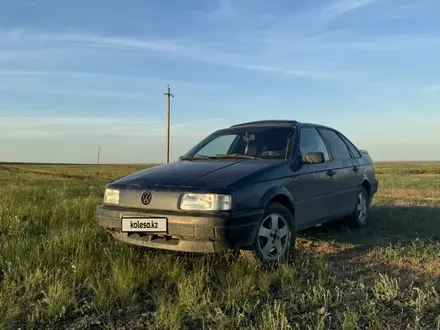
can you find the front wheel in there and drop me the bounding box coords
[241,202,296,265]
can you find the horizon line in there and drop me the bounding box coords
[1,160,440,166]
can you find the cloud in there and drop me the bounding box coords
[46,32,187,52]
[0,28,187,52]
[0,116,228,163]
[237,64,331,79]
[323,0,380,19]
[4,26,413,85]
[0,1,433,89]
[0,116,156,138]
[0,85,152,100]
[1,0,36,5]
[0,116,225,139]
[0,69,229,91]
[186,0,239,21]
[0,29,333,81]
[207,0,235,19]
[0,69,236,103]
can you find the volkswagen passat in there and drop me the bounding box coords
[96,120,378,264]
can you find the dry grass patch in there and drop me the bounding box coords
[377,187,440,200]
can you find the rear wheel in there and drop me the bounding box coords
[240,202,296,265]
[346,186,370,228]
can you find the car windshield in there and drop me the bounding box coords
[185,127,294,160]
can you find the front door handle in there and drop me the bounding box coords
[327,170,336,177]
[352,166,359,173]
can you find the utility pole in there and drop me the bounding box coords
[164,85,174,164]
[97,145,101,165]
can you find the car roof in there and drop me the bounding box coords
[229,120,334,131]
[229,120,298,128]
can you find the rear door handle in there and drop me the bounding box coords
[352,166,359,173]
[327,170,336,177]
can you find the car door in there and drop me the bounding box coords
[338,132,369,201]
[317,128,358,217]
[287,127,340,229]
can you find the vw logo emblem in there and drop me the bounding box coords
[140,191,152,205]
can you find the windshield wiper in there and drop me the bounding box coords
[215,153,259,159]
[180,154,212,160]
[181,153,259,161]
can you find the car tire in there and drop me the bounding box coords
[346,186,370,228]
[240,202,296,265]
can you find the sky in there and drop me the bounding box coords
[1,0,440,163]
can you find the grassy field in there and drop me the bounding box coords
[1,162,440,330]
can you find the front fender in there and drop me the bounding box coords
[259,186,295,209]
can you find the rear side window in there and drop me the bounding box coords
[318,128,351,161]
[339,134,362,158]
[298,127,330,161]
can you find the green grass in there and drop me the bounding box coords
[1,163,440,329]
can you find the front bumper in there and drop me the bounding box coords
[96,204,263,253]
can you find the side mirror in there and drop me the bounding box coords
[302,152,325,164]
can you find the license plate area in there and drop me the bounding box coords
[121,216,168,233]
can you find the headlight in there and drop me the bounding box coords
[103,188,120,205]
[180,193,231,211]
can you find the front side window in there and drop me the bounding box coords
[187,127,293,159]
[298,127,330,161]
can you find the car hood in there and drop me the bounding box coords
[111,159,283,189]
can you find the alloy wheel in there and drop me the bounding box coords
[357,191,367,224]
[257,213,290,261]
